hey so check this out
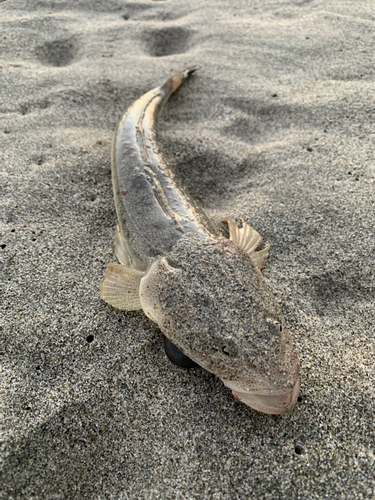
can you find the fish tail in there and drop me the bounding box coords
[160,64,201,96]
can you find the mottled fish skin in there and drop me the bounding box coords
[111,65,215,271]
[101,66,300,415]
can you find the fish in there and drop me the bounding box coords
[100,65,300,415]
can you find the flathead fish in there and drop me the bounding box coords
[100,66,300,415]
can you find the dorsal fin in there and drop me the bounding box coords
[223,217,270,270]
[100,263,145,310]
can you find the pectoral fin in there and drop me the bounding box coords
[223,217,270,270]
[100,263,145,310]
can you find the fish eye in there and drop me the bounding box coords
[274,321,283,332]
[268,318,283,332]
[221,343,237,357]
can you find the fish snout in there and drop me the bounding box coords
[224,377,300,415]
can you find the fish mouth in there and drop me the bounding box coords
[224,378,300,415]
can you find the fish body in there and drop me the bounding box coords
[111,65,214,271]
[101,66,300,415]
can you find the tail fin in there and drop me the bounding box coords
[160,64,201,96]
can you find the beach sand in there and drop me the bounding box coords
[1,0,375,498]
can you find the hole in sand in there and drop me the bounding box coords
[86,335,94,343]
[35,38,79,67]
[36,155,46,166]
[142,27,192,57]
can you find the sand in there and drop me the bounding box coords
[1,0,375,498]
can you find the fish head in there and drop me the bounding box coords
[139,232,300,415]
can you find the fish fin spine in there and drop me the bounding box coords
[223,217,270,270]
[114,225,132,267]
